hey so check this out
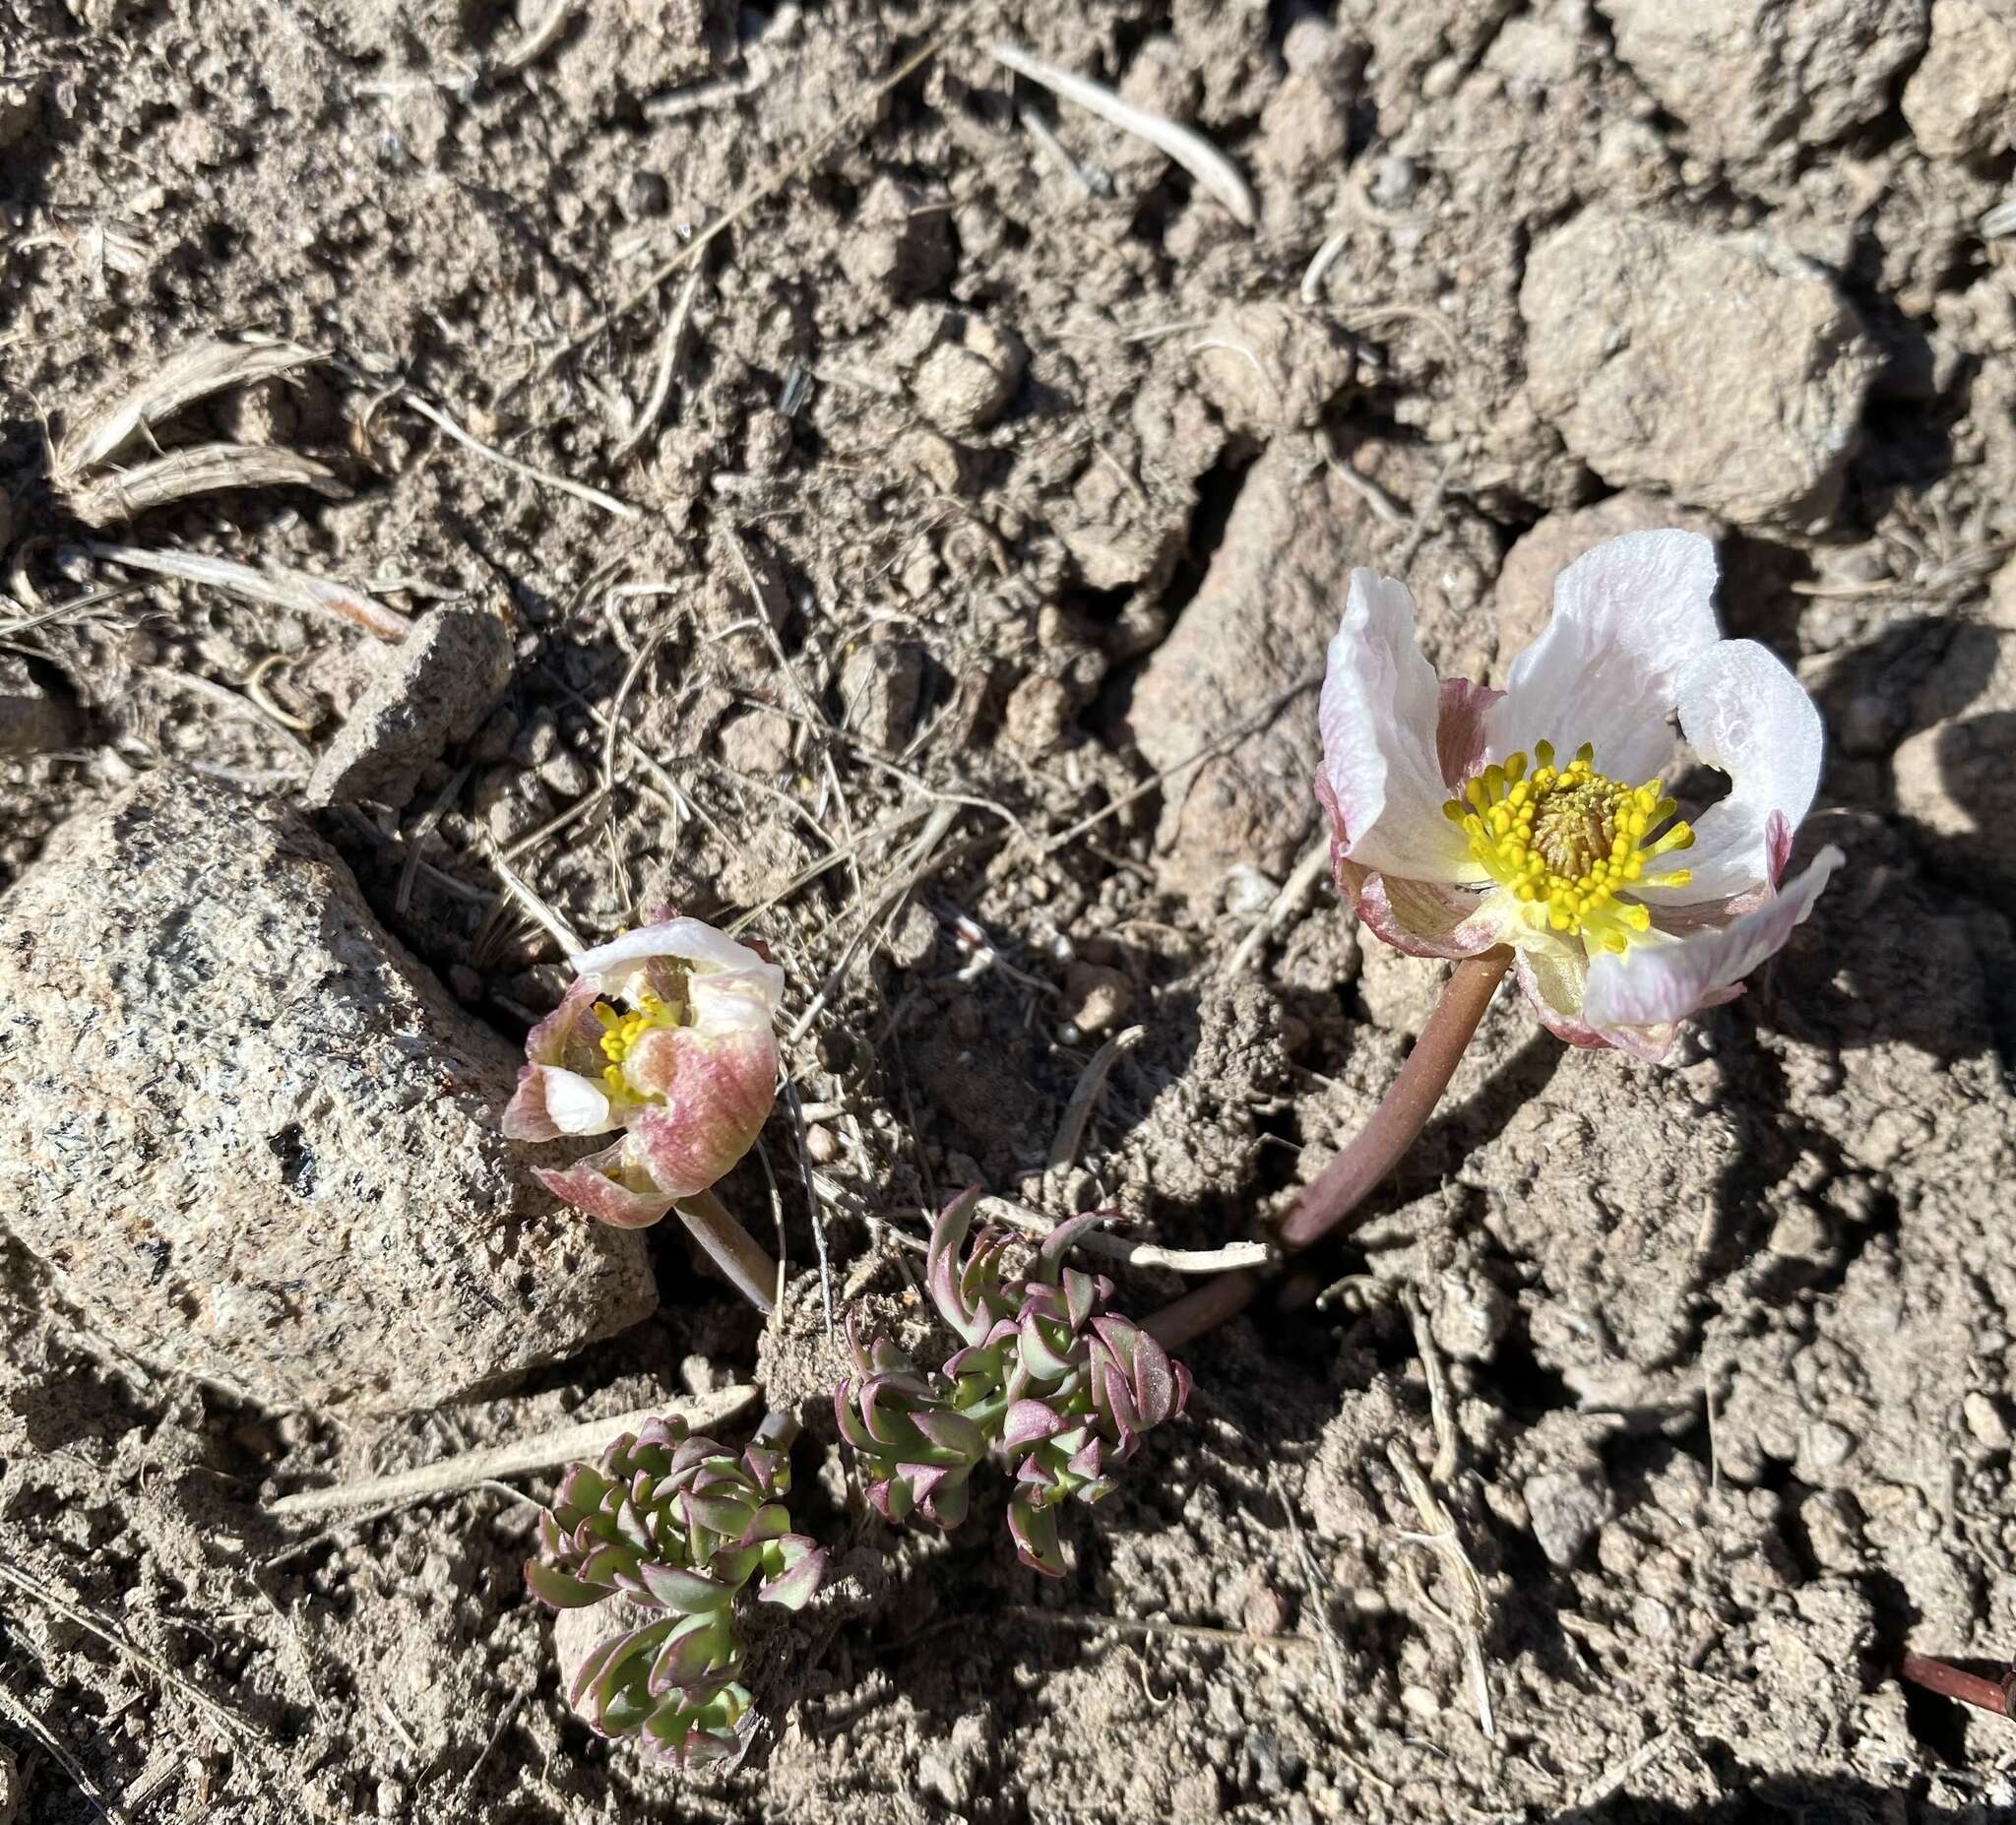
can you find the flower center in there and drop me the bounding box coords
[593,991,681,1100]
[1442,741,1695,951]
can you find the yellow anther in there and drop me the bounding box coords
[1444,740,1694,944]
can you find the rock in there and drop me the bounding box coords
[1127,436,1496,894]
[1061,961,1132,1037]
[1522,215,1877,527]
[1892,575,2016,886]
[0,654,80,758]
[0,775,655,1412]
[717,707,794,776]
[837,640,922,750]
[913,317,1026,436]
[1189,304,1357,437]
[302,607,515,811]
[1598,0,1927,164]
[1903,0,2016,158]
[1492,494,1725,680]
[1002,673,1074,755]
[839,175,954,300]
[1524,1466,1609,1568]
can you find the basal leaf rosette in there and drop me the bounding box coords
[526,1414,826,1769]
[836,1190,1190,1576]
[502,916,785,1228]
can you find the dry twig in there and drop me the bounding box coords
[266,1388,759,1518]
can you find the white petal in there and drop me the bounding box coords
[1487,530,1721,784]
[1582,847,1841,1032]
[1638,639,1823,905]
[572,917,786,1006]
[540,1066,615,1136]
[1318,570,1480,882]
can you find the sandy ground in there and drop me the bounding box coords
[2,1,2015,1820]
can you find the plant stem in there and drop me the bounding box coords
[674,1187,780,1314]
[1898,1652,2014,1720]
[1146,948,1511,1352]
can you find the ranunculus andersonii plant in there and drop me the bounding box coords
[1141,530,1847,1355]
[503,917,784,1228]
[1316,530,1841,1061]
[836,1190,1190,1576]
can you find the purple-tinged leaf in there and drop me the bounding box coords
[1038,1213,1106,1281]
[1017,1320,1077,1383]
[758,1541,828,1611]
[921,1474,971,1530]
[926,1186,987,1338]
[681,1491,757,1539]
[525,1557,607,1609]
[910,1408,986,1461]
[1008,1498,1065,1577]
[739,1502,790,1545]
[1002,1398,1066,1451]
[834,1384,878,1453]
[577,1542,633,1588]
[637,1559,733,1612]
[647,1611,730,1697]
[741,1444,788,1497]
[1063,1267,1099,1332]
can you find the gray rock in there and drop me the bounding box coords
[837,640,922,751]
[0,654,79,758]
[1522,215,1877,527]
[0,774,655,1412]
[913,318,1026,436]
[1599,0,1927,164]
[1903,0,2016,159]
[1525,1467,1609,1569]
[1127,437,1497,894]
[303,606,515,810]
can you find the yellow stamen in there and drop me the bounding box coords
[589,991,681,1098]
[1444,743,1694,944]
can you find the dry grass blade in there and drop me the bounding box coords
[613,261,707,465]
[266,1387,759,1517]
[1047,1024,1144,1171]
[86,541,410,641]
[62,443,346,528]
[54,337,321,479]
[392,390,639,520]
[968,1196,1275,1277]
[0,1557,264,1747]
[1383,1437,1494,1740]
[989,40,1256,228]
[1267,1464,1353,1708]
[494,0,575,72]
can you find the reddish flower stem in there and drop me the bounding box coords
[1145,949,1512,1353]
[1898,1652,2014,1720]
[674,1188,779,1315]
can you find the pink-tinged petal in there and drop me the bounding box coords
[1318,569,1482,883]
[1640,641,1824,907]
[536,1141,677,1229]
[1435,677,1503,788]
[1354,870,1511,961]
[622,1026,777,1199]
[507,1064,611,1140]
[1582,848,1841,1038]
[527,977,608,1072]
[1488,531,1720,785]
[572,918,786,1011]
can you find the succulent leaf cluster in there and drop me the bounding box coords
[526,1414,825,1767]
[835,1189,1190,1575]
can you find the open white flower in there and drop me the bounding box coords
[1316,530,1840,1061]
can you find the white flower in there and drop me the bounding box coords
[1316,530,1841,1060]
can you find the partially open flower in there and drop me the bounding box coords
[502,917,784,1227]
[1317,531,1842,1060]
[526,1414,825,1769]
